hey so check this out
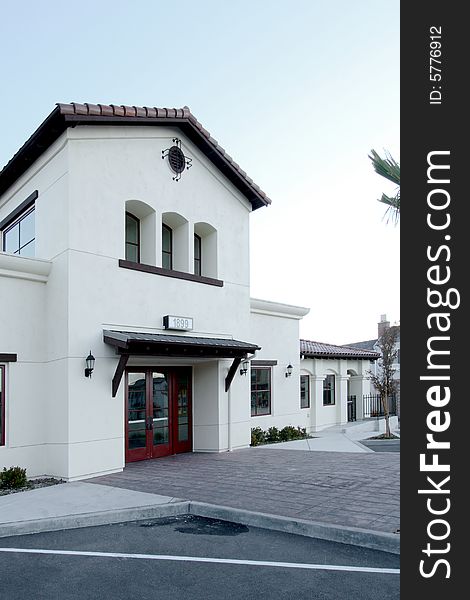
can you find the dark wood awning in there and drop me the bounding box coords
[103,330,260,397]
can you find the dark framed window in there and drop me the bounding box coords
[162,224,173,270]
[251,367,271,416]
[194,234,201,276]
[125,212,140,263]
[300,374,310,409]
[2,206,35,257]
[323,374,335,405]
[0,365,5,446]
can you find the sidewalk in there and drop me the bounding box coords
[0,422,399,554]
[257,418,400,453]
[0,481,188,539]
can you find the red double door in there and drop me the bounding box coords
[125,367,192,462]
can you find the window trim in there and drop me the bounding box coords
[194,233,202,276]
[125,211,140,263]
[0,190,38,232]
[300,374,310,409]
[1,204,36,256]
[251,366,272,417]
[323,374,336,406]
[162,223,173,270]
[0,365,5,446]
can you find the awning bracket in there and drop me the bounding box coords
[112,354,129,397]
[225,356,243,392]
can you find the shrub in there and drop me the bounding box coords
[280,425,299,441]
[0,466,27,490]
[251,425,310,446]
[250,427,266,447]
[266,426,280,443]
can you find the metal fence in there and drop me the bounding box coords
[362,393,397,418]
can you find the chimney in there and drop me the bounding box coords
[378,314,390,338]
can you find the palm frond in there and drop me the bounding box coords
[370,149,400,223]
[369,149,400,186]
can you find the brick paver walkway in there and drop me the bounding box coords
[89,448,400,533]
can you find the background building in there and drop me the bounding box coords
[345,314,400,418]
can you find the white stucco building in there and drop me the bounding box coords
[299,340,378,430]
[0,103,376,481]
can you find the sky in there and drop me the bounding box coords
[0,0,399,345]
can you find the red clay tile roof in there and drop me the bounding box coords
[300,339,380,360]
[0,103,272,209]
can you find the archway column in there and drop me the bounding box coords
[336,375,350,424]
[309,374,325,432]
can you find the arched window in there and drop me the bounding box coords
[300,374,310,409]
[162,224,173,270]
[125,212,140,262]
[323,374,336,406]
[161,212,188,272]
[194,234,202,276]
[124,201,156,265]
[194,222,217,278]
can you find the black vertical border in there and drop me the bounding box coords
[401,2,465,596]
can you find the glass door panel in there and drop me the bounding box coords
[127,372,146,450]
[173,369,192,454]
[152,372,170,455]
[177,373,189,442]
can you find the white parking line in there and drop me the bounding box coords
[0,547,399,574]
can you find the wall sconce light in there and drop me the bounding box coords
[240,358,249,376]
[285,364,293,378]
[85,351,95,378]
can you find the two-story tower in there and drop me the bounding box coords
[0,103,308,479]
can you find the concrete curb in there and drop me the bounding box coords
[0,501,190,539]
[345,439,374,452]
[189,502,400,555]
[0,500,400,555]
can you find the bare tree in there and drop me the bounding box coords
[368,326,399,437]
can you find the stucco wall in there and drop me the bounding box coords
[0,258,49,474]
[248,300,309,432]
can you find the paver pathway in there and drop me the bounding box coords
[89,448,399,534]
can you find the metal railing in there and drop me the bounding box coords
[363,393,397,418]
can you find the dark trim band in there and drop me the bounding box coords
[0,354,17,362]
[251,359,278,366]
[119,259,224,287]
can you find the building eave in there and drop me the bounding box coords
[0,103,272,210]
[250,297,310,320]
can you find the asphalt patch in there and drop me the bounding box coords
[133,514,249,536]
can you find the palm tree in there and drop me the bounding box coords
[369,149,400,223]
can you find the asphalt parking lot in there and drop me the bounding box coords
[360,440,400,453]
[0,515,399,600]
